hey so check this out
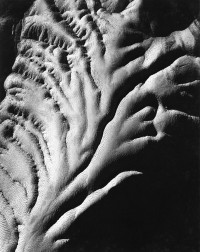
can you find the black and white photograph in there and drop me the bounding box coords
[0,0,199,251]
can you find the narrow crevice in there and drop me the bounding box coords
[17,124,49,179]
[0,190,19,250]
[13,136,39,211]
[0,163,28,200]
[6,102,52,170]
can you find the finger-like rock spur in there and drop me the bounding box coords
[0,0,199,251]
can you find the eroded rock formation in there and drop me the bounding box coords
[0,0,199,251]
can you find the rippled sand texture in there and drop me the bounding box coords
[0,0,199,251]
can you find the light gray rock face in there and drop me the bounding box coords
[0,0,199,251]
